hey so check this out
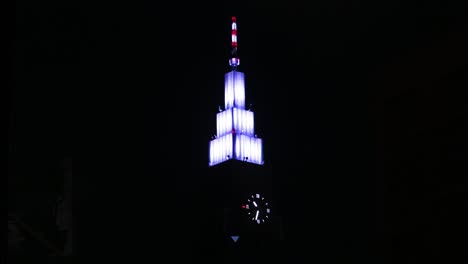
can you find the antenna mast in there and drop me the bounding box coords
[229,16,239,68]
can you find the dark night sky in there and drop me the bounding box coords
[11,0,467,262]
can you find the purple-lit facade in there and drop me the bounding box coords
[209,17,263,167]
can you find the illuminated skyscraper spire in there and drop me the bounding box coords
[209,17,263,167]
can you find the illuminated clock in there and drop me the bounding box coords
[242,193,271,224]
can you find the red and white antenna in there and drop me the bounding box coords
[229,16,240,67]
[231,16,237,48]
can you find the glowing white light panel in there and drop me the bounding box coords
[209,133,233,166]
[233,108,254,136]
[234,135,263,165]
[216,109,233,137]
[224,71,245,109]
[217,108,254,137]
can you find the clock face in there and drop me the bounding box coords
[242,193,271,224]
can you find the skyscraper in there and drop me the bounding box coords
[207,18,282,259]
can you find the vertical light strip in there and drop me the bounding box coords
[249,110,254,135]
[216,109,233,137]
[232,108,254,136]
[225,72,234,109]
[234,72,245,109]
[217,110,222,136]
[225,71,245,110]
[209,133,234,166]
[233,107,237,134]
[233,135,263,165]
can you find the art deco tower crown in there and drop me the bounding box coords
[209,17,263,167]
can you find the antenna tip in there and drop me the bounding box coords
[232,16,236,22]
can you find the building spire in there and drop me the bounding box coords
[229,16,240,68]
[209,16,263,167]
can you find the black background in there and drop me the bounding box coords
[11,0,467,262]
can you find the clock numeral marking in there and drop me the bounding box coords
[266,208,270,213]
[257,219,260,224]
[256,194,260,198]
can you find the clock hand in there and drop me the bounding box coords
[253,201,258,207]
[255,210,259,220]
